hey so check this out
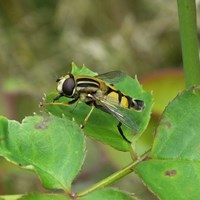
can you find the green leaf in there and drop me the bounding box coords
[19,194,70,200]
[0,115,86,191]
[135,87,200,200]
[152,87,200,159]
[43,64,153,152]
[79,188,134,200]
[0,194,69,200]
[71,62,97,76]
[0,190,133,200]
[135,160,200,200]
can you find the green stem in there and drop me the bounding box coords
[76,159,140,197]
[177,0,200,87]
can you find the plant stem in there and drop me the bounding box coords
[177,0,200,87]
[76,159,140,197]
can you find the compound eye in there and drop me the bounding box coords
[62,77,75,96]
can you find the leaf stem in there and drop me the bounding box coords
[76,158,141,197]
[177,0,200,87]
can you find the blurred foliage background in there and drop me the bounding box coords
[0,0,199,199]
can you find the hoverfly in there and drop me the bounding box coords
[51,71,145,143]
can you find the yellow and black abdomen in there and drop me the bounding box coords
[106,85,144,111]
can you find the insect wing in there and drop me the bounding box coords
[94,96,139,132]
[96,71,126,84]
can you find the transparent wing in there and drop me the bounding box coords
[96,71,126,84]
[93,95,139,132]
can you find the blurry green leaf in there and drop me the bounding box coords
[0,195,23,200]
[44,64,153,152]
[79,188,134,200]
[0,115,86,191]
[142,69,184,114]
[3,78,36,94]
[135,87,200,200]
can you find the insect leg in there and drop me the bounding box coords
[81,104,95,129]
[50,98,79,106]
[117,122,131,143]
[53,94,64,102]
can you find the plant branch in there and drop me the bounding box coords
[76,159,141,197]
[177,0,200,87]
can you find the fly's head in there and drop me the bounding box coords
[54,73,76,101]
